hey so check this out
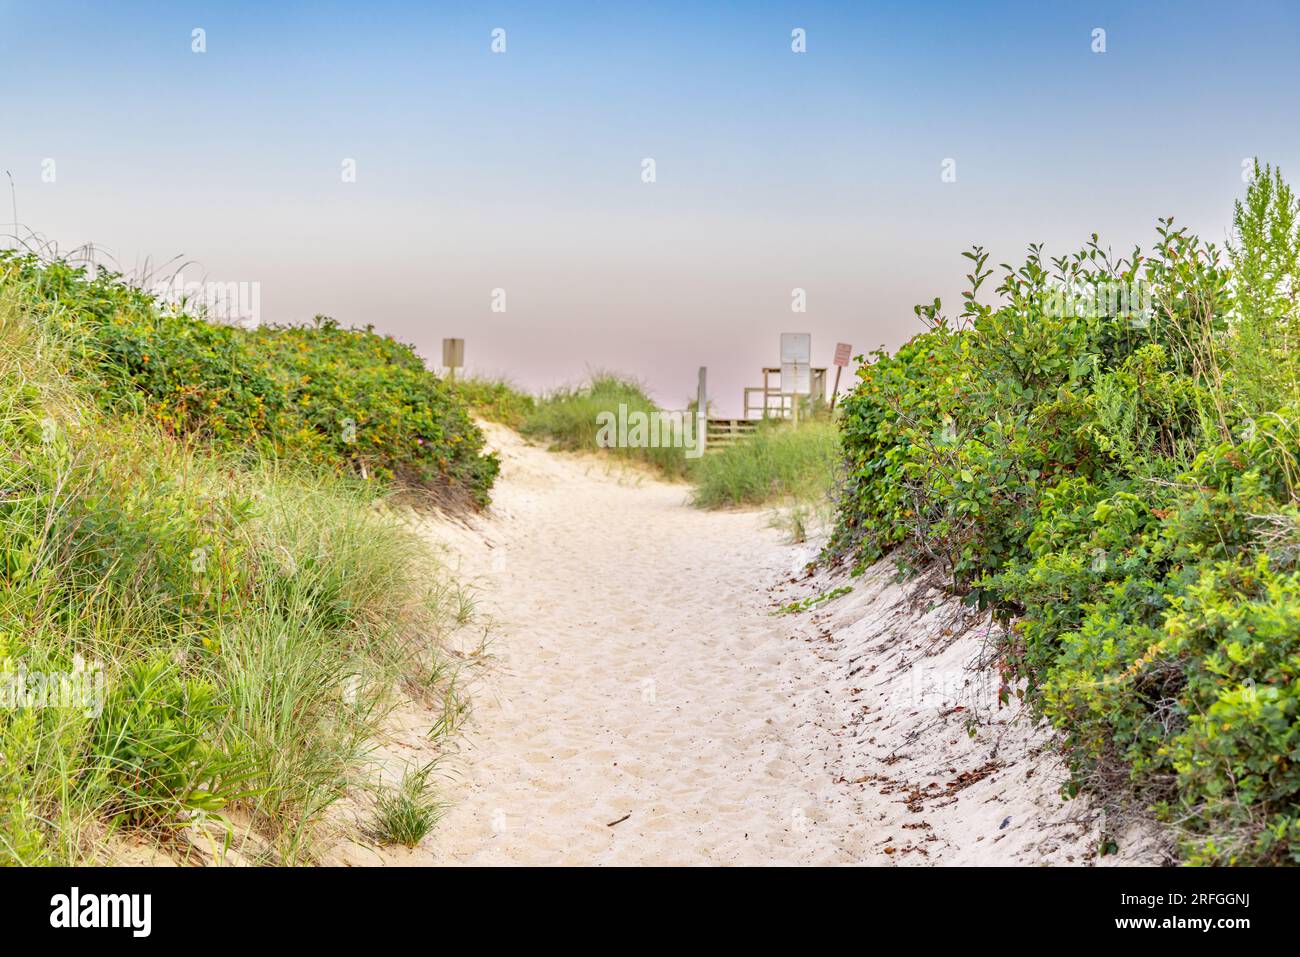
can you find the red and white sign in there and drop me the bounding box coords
[834,342,853,367]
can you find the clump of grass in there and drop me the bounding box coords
[689,419,839,509]
[450,376,536,429]
[372,763,442,848]
[0,263,468,865]
[768,500,824,543]
[523,373,688,478]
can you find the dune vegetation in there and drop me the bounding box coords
[827,162,1300,865]
[14,255,499,507]
[520,373,691,479]
[0,255,493,864]
[689,417,838,511]
[449,376,537,431]
[516,373,839,514]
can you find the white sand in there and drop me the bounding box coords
[403,423,870,864]
[336,423,1165,866]
[768,558,1167,865]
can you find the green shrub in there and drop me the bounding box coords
[92,657,254,826]
[828,165,1300,864]
[1228,161,1300,415]
[1,252,498,507]
[0,264,470,864]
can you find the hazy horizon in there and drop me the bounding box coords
[4,0,1299,414]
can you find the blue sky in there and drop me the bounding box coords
[3,1,1298,412]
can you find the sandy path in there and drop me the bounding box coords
[414,424,870,865]
[125,422,1158,867]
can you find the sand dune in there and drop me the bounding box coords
[335,423,1162,866]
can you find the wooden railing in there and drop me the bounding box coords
[705,418,759,450]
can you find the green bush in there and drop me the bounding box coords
[0,263,471,864]
[92,657,254,826]
[828,164,1300,864]
[1,252,498,507]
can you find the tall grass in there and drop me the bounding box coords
[522,374,839,511]
[523,374,688,478]
[689,419,839,511]
[0,271,467,865]
[449,376,536,429]
[372,762,443,848]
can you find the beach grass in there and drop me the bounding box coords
[688,418,839,512]
[449,376,537,430]
[0,262,470,865]
[372,762,443,848]
[521,373,840,514]
[523,373,689,478]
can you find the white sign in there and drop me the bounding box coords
[780,333,811,364]
[780,333,811,395]
[834,342,852,367]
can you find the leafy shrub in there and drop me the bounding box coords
[0,262,470,863]
[0,252,498,507]
[828,164,1300,863]
[92,657,253,826]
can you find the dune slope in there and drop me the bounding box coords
[383,424,1162,865]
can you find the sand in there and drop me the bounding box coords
[330,423,1165,866]
[766,559,1168,865]
[401,423,869,864]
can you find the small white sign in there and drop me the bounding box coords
[834,342,852,367]
[780,332,811,364]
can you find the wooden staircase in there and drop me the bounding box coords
[705,418,758,452]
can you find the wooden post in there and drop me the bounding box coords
[830,342,852,412]
[696,366,708,454]
[792,364,800,430]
